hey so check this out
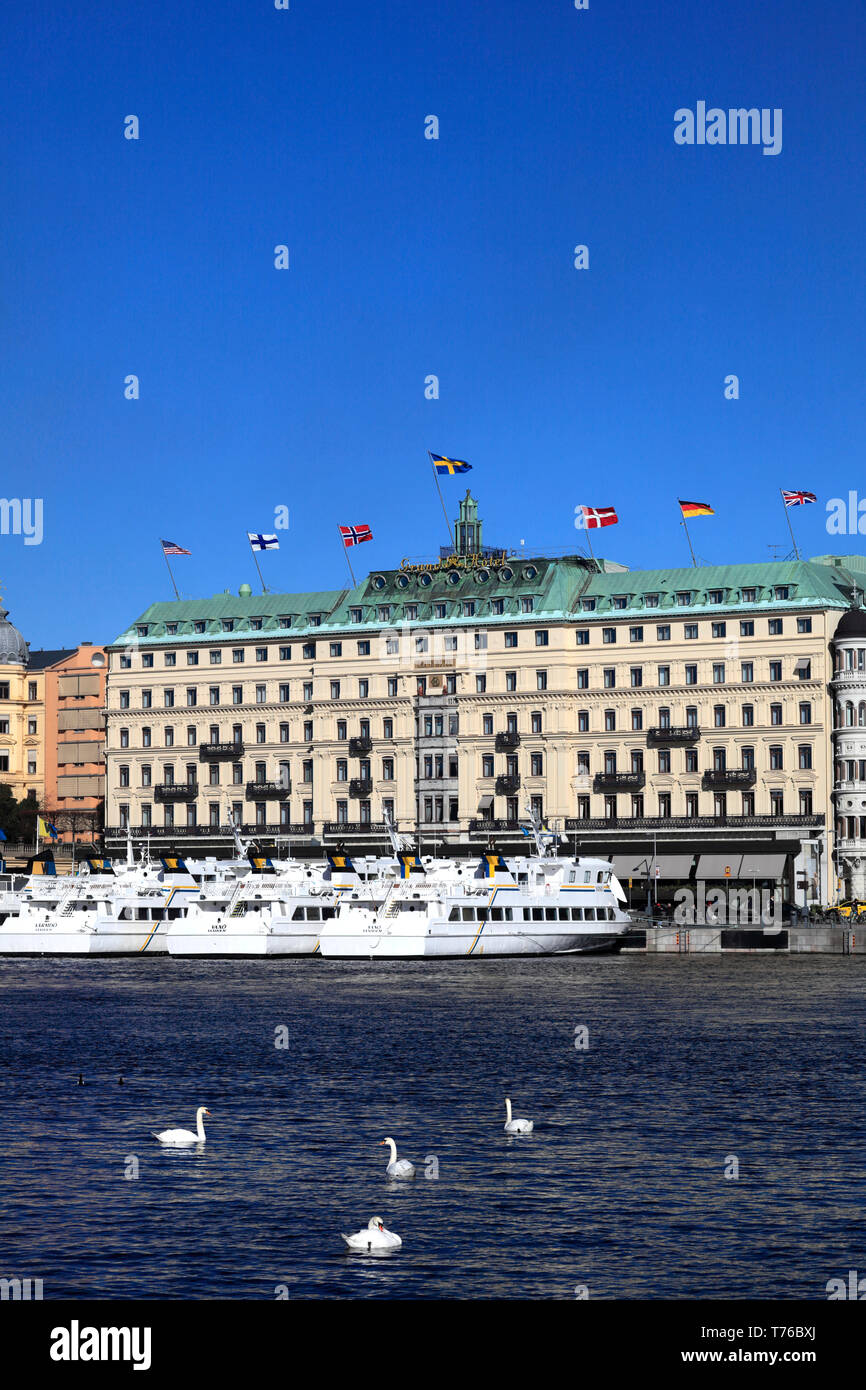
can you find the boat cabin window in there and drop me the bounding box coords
[532,907,543,921]
[291,907,305,920]
[545,908,556,921]
[585,907,596,920]
[490,908,503,921]
[568,871,577,883]
[558,908,569,920]
[321,907,335,920]
[449,907,460,921]
[583,871,591,883]
[517,873,528,885]
[462,907,474,921]
[307,907,321,921]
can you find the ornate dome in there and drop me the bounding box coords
[833,605,866,641]
[0,605,29,666]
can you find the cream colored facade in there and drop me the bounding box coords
[0,662,45,803]
[104,536,866,903]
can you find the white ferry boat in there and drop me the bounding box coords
[166,846,404,957]
[318,814,629,959]
[0,839,249,956]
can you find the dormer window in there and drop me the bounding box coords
[675,592,693,606]
[222,620,234,632]
[707,590,723,605]
[774,586,790,600]
[405,604,418,621]
[612,596,628,610]
[310,614,322,627]
[136,625,148,636]
[166,622,178,635]
[279,616,292,628]
[349,608,363,623]
[582,598,596,612]
[644,594,659,608]
[742,588,757,602]
[194,621,206,634]
[250,618,263,630]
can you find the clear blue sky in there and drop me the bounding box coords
[1,0,864,647]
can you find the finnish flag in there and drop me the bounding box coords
[248,533,280,551]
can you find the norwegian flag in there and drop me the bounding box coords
[339,523,373,547]
[782,490,817,508]
[580,505,618,530]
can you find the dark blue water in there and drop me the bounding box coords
[1,954,864,1300]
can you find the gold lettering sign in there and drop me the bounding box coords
[399,551,507,575]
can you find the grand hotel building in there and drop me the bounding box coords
[105,495,866,905]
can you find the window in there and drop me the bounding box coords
[337,720,347,740]
[521,597,534,614]
[644,594,659,608]
[685,706,698,730]
[491,599,504,615]
[303,682,312,701]
[336,759,348,781]
[713,705,725,728]
[255,648,267,663]
[631,708,643,731]
[302,643,316,660]
[505,631,518,648]
[165,728,174,748]
[630,667,642,688]
[330,642,342,657]
[530,753,543,776]
[604,710,616,732]
[535,630,548,647]
[477,674,487,693]
[657,625,671,641]
[577,668,589,689]
[474,633,486,651]
[186,688,197,706]
[629,626,643,642]
[120,690,130,709]
[210,650,222,665]
[769,661,782,682]
[796,660,811,680]
[769,619,783,636]
[603,628,616,644]
[676,592,692,606]
[483,714,493,735]
[740,620,754,637]
[612,596,628,610]
[482,754,494,778]
[685,664,697,685]
[684,624,698,640]
[531,711,542,733]
[279,683,291,703]
[603,668,615,688]
[797,617,812,633]
[349,608,362,623]
[712,663,725,684]
[658,665,670,686]
[357,640,370,656]
[330,681,340,700]
[742,588,756,602]
[798,745,812,770]
[742,704,754,727]
[187,726,197,746]
[708,590,723,605]
[279,646,291,661]
[741,662,753,683]
[582,598,596,612]
[576,629,589,645]
[770,790,784,816]
[769,746,783,770]
[506,671,518,691]
[711,622,726,638]
[164,689,175,708]
[233,685,243,704]
[233,649,245,663]
[658,750,671,773]
[280,722,289,742]
[799,701,812,725]
[770,703,783,726]
[685,750,698,773]
[303,721,313,742]
[775,586,790,601]
[145,654,156,668]
[577,711,589,732]
[387,676,398,697]
[142,727,151,747]
[119,765,130,787]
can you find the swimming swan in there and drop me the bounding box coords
[504,1097,533,1134]
[342,1216,402,1252]
[152,1106,211,1145]
[380,1136,416,1178]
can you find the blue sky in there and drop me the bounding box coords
[1,0,864,646]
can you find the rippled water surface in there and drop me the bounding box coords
[1,954,864,1300]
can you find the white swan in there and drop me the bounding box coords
[380,1136,415,1179]
[342,1216,402,1252]
[152,1106,210,1145]
[504,1097,533,1134]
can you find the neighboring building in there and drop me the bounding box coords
[42,644,108,843]
[0,604,43,802]
[103,495,866,905]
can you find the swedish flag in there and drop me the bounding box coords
[28,853,56,877]
[327,850,355,873]
[430,453,471,476]
[248,852,275,873]
[398,852,424,878]
[479,852,510,878]
[86,857,114,875]
[160,855,188,873]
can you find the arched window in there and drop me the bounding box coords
[846,702,855,726]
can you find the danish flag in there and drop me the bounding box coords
[339,523,373,547]
[580,505,618,529]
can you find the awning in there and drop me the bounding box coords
[794,658,811,672]
[655,854,695,880]
[739,852,787,879]
[696,853,743,879]
[612,854,652,878]
[477,795,493,809]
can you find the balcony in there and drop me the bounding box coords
[199,742,243,761]
[154,784,198,802]
[701,769,757,790]
[468,819,522,833]
[322,821,387,835]
[565,813,823,830]
[349,778,373,797]
[495,774,521,794]
[104,824,312,839]
[495,731,521,751]
[245,781,291,800]
[348,736,373,756]
[593,772,646,792]
[647,726,700,745]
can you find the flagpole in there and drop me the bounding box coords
[680,518,698,567]
[584,524,596,565]
[428,453,456,548]
[339,529,357,587]
[248,536,269,594]
[780,489,800,560]
[162,543,180,599]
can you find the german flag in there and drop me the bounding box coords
[678,499,714,518]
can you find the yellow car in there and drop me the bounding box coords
[828,899,866,923]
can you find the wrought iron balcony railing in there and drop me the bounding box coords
[199,742,244,761]
[593,772,646,792]
[154,784,198,802]
[494,731,521,751]
[348,736,373,756]
[245,781,291,800]
[646,726,701,744]
[701,769,757,790]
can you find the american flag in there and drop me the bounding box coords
[580,505,618,530]
[161,538,191,556]
[339,524,373,547]
[782,490,817,508]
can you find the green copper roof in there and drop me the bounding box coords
[111,553,863,647]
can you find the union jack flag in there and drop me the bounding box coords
[339,524,373,547]
[782,490,817,507]
[580,505,618,530]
